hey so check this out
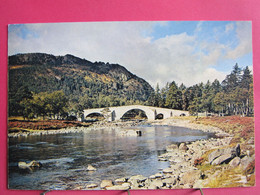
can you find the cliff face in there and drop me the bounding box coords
[8,53,154,105]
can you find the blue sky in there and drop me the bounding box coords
[8,21,252,87]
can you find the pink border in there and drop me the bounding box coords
[0,0,259,194]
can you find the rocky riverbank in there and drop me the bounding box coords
[78,117,255,190]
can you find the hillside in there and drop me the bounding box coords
[8,53,154,116]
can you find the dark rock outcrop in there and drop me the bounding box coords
[208,144,240,165]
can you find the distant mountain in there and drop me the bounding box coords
[8,53,154,114]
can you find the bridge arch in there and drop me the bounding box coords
[120,108,148,120]
[112,105,155,121]
[86,112,105,119]
[155,113,164,120]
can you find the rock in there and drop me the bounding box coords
[86,183,98,188]
[128,175,147,184]
[149,175,157,179]
[115,177,127,184]
[122,182,131,187]
[18,160,42,169]
[100,180,113,189]
[229,157,241,168]
[128,175,147,189]
[235,144,241,156]
[163,167,174,174]
[208,144,240,164]
[215,132,230,138]
[149,179,164,189]
[118,129,142,137]
[179,170,200,185]
[208,149,223,163]
[169,164,182,171]
[149,173,163,179]
[240,156,254,169]
[106,185,129,190]
[211,153,234,165]
[162,177,177,186]
[166,144,178,152]
[86,164,97,171]
[158,157,168,161]
[147,184,157,189]
[154,173,164,178]
[179,143,188,151]
[169,157,183,164]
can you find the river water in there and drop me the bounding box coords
[8,125,214,190]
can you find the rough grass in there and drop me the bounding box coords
[206,166,254,188]
[8,120,91,132]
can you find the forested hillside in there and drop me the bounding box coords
[8,53,153,118]
[148,64,254,116]
[8,53,254,119]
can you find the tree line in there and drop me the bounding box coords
[9,90,68,119]
[147,64,253,116]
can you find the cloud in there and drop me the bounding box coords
[225,23,234,33]
[226,21,252,59]
[8,21,252,88]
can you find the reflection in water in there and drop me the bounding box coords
[8,125,214,190]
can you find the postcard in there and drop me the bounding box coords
[8,21,255,190]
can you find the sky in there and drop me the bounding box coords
[8,21,253,88]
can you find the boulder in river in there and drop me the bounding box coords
[86,164,97,171]
[18,160,42,169]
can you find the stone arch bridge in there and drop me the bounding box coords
[83,105,189,121]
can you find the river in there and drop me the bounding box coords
[8,124,215,190]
